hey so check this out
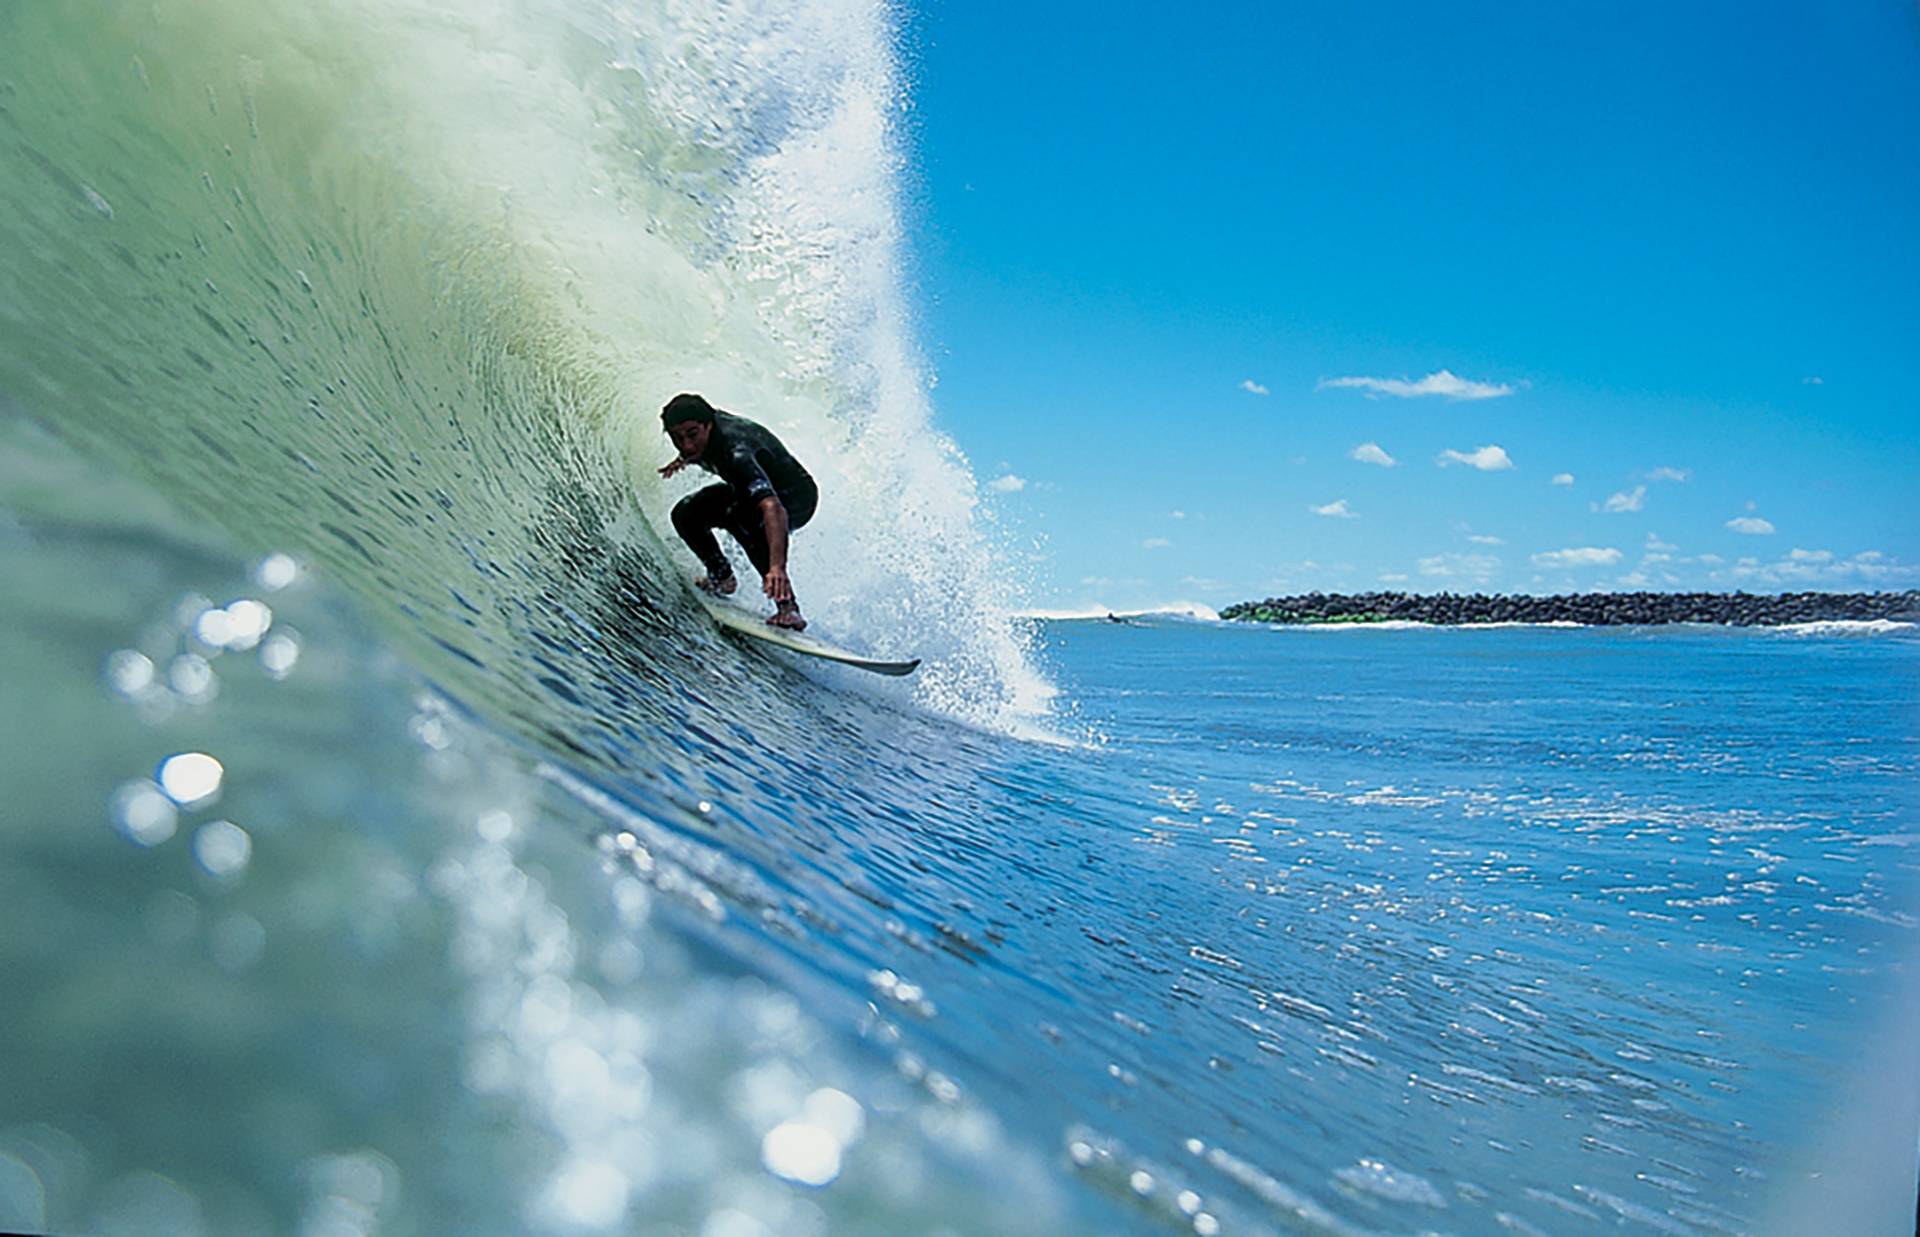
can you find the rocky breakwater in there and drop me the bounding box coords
[1220,590,1920,627]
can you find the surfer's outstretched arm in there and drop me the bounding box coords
[759,495,794,603]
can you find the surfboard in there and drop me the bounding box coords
[701,597,921,677]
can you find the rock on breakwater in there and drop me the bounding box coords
[1220,590,1920,627]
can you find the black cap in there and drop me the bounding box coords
[661,392,716,427]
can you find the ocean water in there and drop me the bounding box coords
[4,3,1918,1235]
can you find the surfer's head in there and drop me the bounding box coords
[662,392,715,460]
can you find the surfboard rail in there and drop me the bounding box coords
[700,598,921,676]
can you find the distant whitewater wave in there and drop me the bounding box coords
[1771,619,1916,637]
[1020,602,1222,622]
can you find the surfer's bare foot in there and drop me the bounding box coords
[696,572,737,596]
[767,602,807,632]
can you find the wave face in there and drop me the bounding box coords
[0,0,1038,738]
[0,6,1107,1227]
[0,5,1108,1229]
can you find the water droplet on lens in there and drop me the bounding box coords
[193,607,236,649]
[255,552,300,591]
[222,599,272,649]
[761,1120,841,1186]
[111,781,178,846]
[193,819,251,878]
[260,632,300,678]
[167,654,217,702]
[105,649,155,696]
[157,751,223,806]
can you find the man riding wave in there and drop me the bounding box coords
[658,392,817,631]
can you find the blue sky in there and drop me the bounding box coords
[903,2,1920,611]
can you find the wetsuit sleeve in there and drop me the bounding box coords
[715,443,776,503]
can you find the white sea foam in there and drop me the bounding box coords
[1770,620,1914,637]
[1454,620,1587,629]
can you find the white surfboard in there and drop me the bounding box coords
[701,597,921,677]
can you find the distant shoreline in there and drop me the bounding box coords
[1220,590,1920,627]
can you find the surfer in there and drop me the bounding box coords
[658,392,817,631]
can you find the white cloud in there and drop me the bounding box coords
[1311,499,1357,519]
[1240,379,1270,396]
[987,473,1027,494]
[1616,571,1651,588]
[1803,376,1824,385]
[1551,472,1574,486]
[1726,516,1776,535]
[1645,533,1677,552]
[1847,552,1912,580]
[1418,553,1500,583]
[1437,444,1514,471]
[1711,548,1917,587]
[1601,485,1647,513]
[1170,510,1186,520]
[1349,442,1397,468]
[1379,572,1410,584]
[1647,466,1691,483]
[1141,537,1172,550]
[1317,369,1514,401]
[1467,534,1504,546]
[1532,546,1622,568]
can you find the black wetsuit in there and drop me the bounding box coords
[670,410,817,581]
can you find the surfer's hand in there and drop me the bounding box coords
[763,566,793,604]
[658,457,686,478]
